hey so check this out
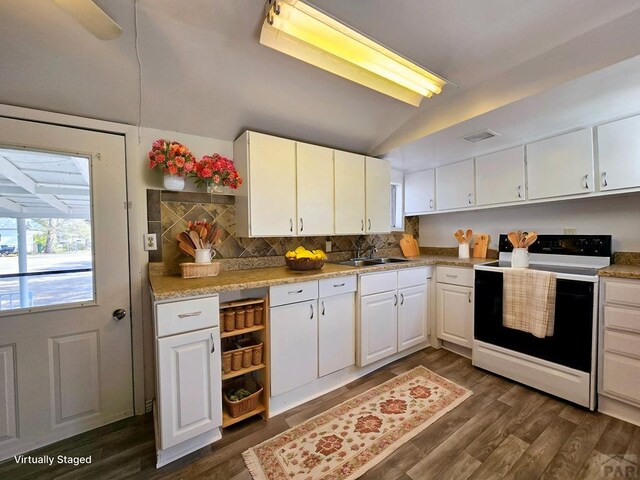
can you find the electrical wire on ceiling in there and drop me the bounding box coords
[134,0,144,144]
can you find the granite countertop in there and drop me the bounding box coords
[150,255,490,300]
[598,264,640,280]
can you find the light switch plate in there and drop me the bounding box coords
[144,233,157,251]
[325,241,332,252]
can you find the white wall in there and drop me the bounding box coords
[419,193,640,253]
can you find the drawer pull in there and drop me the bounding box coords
[446,274,458,279]
[333,283,346,288]
[289,289,303,295]
[177,311,202,319]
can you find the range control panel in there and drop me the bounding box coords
[498,234,612,257]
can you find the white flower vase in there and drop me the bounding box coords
[163,174,185,191]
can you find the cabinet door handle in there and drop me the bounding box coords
[368,219,372,231]
[400,293,404,305]
[177,311,202,319]
[289,218,293,232]
[289,289,303,295]
[394,294,398,306]
[429,198,434,209]
[517,185,522,199]
[468,292,472,303]
[321,300,325,316]
[583,174,590,189]
[601,171,608,187]
[310,303,314,319]
[361,219,364,232]
[210,332,215,354]
[300,217,304,232]
[333,283,345,288]
[467,193,473,205]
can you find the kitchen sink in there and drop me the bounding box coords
[333,257,409,267]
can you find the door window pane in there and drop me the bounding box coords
[0,147,94,312]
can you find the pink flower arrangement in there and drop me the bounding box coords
[192,153,243,190]
[147,139,196,177]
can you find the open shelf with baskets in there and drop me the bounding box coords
[220,297,269,428]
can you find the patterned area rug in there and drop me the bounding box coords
[243,365,472,480]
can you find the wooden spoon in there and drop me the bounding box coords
[507,231,520,249]
[465,229,473,243]
[523,232,538,248]
[189,230,202,249]
[178,242,196,258]
[177,232,196,249]
[454,229,465,244]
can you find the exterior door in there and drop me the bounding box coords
[0,117,132,461]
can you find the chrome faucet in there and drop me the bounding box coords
[362,245,379,259]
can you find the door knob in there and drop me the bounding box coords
[112,308,127,321]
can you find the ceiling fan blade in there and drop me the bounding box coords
[54,0,122,40]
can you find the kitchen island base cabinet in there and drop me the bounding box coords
[270,300,318,397]
[398,285,428,351]
[359,292,398,366]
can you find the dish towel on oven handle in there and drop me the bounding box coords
[502,269,557,338]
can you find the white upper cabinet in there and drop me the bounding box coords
[365,156,391,233]
[526,128,594,200]
[405,169,435,214]
[335,150,366,234]
[235,131,297,237]
[475,146,526,206]
[435,159,475,210]
[296,142,335,235]
[597,115,640,192]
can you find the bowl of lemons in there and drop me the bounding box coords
[285,246,327,270]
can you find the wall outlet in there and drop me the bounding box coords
[325,241,332,253]
[563,228,577,235]
[144,233,157,251]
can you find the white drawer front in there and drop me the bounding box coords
[360,271,398,296]
[604,330,640,359]
[602,351,640,405]
[604,305,640,333]
[605,280,640,307]
[398,267,430,289]
[270,280,318,307]
[319,275,357,298]
[436,266,474,287]
[156,296,219,338]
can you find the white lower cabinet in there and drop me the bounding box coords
[359,291,398,366]
[599,278,640,419]
[358,268,430,366]
[436,267,474,349]
[157,328,221,449]
[319,292,356,377]
[270,299,318,397]
[153,294,222,467]
[398,284,428,351]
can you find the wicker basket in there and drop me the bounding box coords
[231,350,243,371]
[179,261,220,279]
[222,351,232,374]
[285,257,325,271]
[252,343,263,365]
[235,309,246,329]
[223,310,236,332]
[254,306,263,325]
[223,377,263,418]
[245,307,255,327]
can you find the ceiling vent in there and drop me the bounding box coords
[462,129,500,143]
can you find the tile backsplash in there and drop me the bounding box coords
[147,189,419,272]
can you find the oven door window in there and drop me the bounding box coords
[474,271,594,372]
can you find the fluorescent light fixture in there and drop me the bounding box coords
[260,0,447,106]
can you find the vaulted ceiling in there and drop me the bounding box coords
[1,1,640,164]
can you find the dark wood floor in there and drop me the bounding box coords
[1,348,639,480]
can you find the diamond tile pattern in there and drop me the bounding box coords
[158,197,419,264]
